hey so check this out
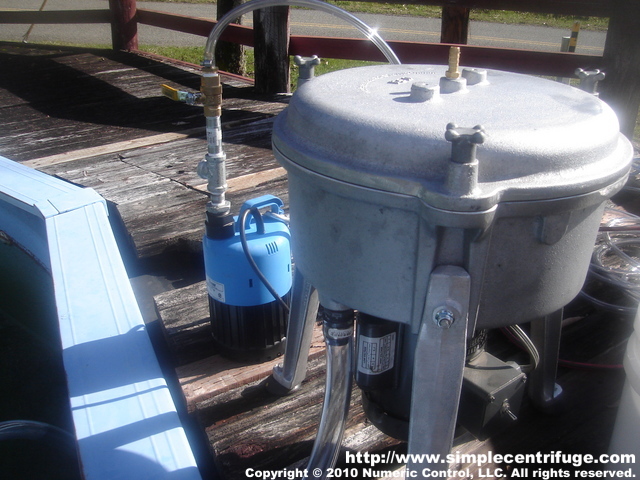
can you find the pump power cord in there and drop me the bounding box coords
[239,207,290,313]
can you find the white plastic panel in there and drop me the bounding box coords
[0,156,202,480]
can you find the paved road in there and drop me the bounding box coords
[1,0,605,55]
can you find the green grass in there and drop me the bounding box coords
[147,0,609,31]
[141,44,206,65]
[140,44,381,90]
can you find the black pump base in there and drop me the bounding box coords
[209,293,289,363]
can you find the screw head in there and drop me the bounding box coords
[433,308,455,329]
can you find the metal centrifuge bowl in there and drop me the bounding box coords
[273,64,634,330]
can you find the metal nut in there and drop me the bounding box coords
[433,308,455,329]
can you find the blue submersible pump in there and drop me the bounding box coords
[203,195,291,361]
[177,65,292,362]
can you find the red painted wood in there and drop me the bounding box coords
[441,6,470,44]
[109,0,138,51]
[136,9,254,46]
[342,0,611,17]
[288,36,604,78]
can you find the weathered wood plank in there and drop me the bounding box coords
[0,99,203,162]
[441,6,470,44]
[155,279,324,405]
[0,9,111,24]
[175,323,325,410]
[227,175,289,212]
[226,167,287,193]
[118,115,284,190]
[23,129,204,169]
[122,201,207,257]
[0,45,266,162]
[153,281,214,366]
[36,149,210,257]
[195,354,404,480]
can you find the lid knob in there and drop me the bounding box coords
[444,123,486,196]
[445,123,486,164]
[574,68,606,96]
[294,55,321,87]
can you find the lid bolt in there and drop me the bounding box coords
[444,123,486,196]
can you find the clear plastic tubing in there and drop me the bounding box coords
[203,0,401,67]
[305,310,354,480]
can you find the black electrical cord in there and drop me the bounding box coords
[500,325,540,373]
[239,207,290,313]
[501,324,624,371]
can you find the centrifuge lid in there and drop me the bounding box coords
[272,64,633,211]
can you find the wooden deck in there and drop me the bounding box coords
[2,42,638,480]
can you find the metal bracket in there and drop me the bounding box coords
[407,265,471,476]
[267,269,319,395]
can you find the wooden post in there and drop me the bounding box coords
[599,0,640,140]
[216,0,246,76]
[441,6,470,44]
[253,6,291,94]
[108,0,138,51]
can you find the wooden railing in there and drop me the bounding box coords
[0,0,638,138]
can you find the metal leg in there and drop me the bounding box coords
[266,269,319,395]
[407,266,471,477]
[528,310,564,412]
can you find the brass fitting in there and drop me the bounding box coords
[201,66,223,118]
[445,46,461,80]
